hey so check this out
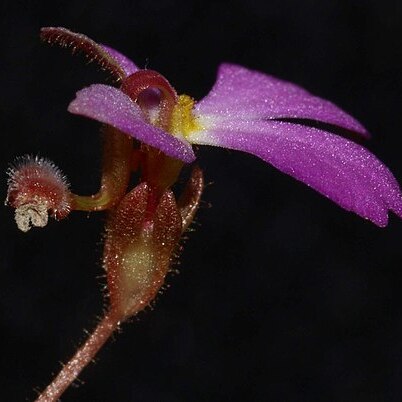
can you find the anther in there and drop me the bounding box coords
[6,156,72,231]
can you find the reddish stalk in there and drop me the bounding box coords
[35,312,120,402]
[71,126,133,212]
[40,27,127,82]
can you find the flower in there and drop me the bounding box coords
[43,27,402,228]
[10,27,402,402]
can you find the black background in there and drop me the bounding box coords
[1,1,402,401]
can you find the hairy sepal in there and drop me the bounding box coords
[103,183,182,320]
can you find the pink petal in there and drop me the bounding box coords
[196,64,369,138]
[68,84,195,163]
[188,120,402,226]
[101,45,138,77]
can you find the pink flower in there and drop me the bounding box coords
[11,27,401,402]
[42,27,402,227]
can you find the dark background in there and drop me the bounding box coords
[1,1,402,401]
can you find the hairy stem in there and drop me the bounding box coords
[35,312,119,402]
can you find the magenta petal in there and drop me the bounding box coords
[68,84,195,163]
[188,120,402,226]
[101,45,138,77]
[196,64,369,138]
